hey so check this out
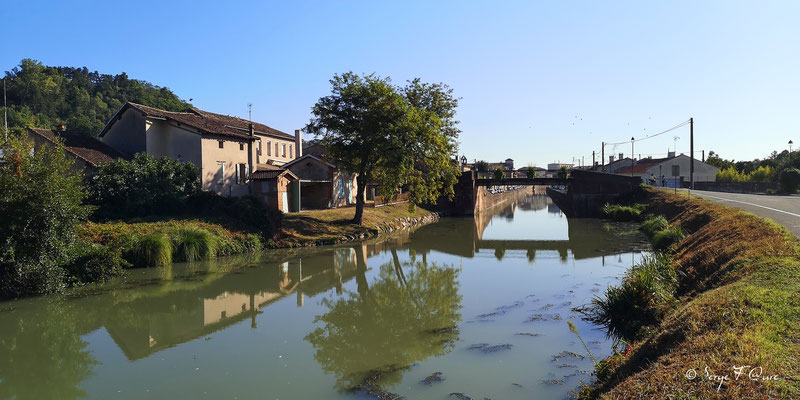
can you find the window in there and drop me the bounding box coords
[267,140,271,156]
[239,143,244,151]
[218,141,224,149]
[216,161,225,184]
[257,139,262,155]
[289,144,293,158]
[236,163,249,184]
[275,142,279,157]
[337,178,344,199]
[282,143,286,157]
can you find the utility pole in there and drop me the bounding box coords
[592,151,595,168]
[601,142,605,170]
[631,137,635,177]
[690,117,694,189]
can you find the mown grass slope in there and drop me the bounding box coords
[584,188,800,399]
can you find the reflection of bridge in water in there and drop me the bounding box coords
[406,193,646,261]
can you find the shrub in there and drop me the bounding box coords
[601,204,643,222]
[171,227,217,262]
[86,153,201,219]
[0,132,92,298]
[585,254,676,342]
[652,226,685,252]
[778,168,800,193]
[64,241,126,284]
[716,166,747,182]
[639,215,668,238]
[186,192,282,238]
[127,233,172,268]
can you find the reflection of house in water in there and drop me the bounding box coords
[105,247,364,361]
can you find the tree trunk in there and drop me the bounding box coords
[352,174,367,224]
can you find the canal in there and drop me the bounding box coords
[0,192,649,399]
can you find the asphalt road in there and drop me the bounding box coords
[671,188,800,238]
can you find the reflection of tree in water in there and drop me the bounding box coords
[305,250,462,392]
[0,301,97,399]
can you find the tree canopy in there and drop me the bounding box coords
[2,59,191,136]
[306,72,461,224]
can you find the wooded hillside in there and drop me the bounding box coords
[2,59,191,136]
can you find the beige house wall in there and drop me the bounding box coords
[145,120,202,167]
[200,136,253,196]
[102,108,147,156]
[253,133,296,165]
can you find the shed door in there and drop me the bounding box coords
[282,192,289,213]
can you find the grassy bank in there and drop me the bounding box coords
[582,188,800,399]
[280,203,436,246]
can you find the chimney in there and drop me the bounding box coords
[248,123,254,137]
[668,151,676,159]
[294,129,302,159]
[609,155,615,163]
[619,153,624,160]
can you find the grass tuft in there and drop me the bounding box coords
[171,227,217,262]
[652,226,685,252]
[601,204,644,222]
[639,215,668,238]
[129,233,172,268]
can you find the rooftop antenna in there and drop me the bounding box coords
[248,103,252,122]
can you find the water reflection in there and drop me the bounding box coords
[0,193,646,399]
[0,302,96,400]
[306,251,461,392]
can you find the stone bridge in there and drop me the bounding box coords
[447,169,642,217]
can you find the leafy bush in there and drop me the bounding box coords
[126,233,172,268]
[639,215,669,238]
[601,204,643,222]
[716,166,747,182]
[526,166,536,179]
[0,132,92,298]
[64,241,126,284]
[186,192,282,239]
[652,226,685,252]
[585,254,676,342]
[778,168,800,193]
[86,153,201,219]
[717,165,775,183]
[171,227,217,262]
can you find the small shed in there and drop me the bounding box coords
[250,165,298,213]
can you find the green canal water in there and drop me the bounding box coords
[0,193,649,399]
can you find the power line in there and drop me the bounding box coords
[604,119,691,146]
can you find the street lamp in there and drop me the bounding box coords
[631,137,635,177]
[789,140,793,154]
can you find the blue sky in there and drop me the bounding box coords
[3,1,799,167]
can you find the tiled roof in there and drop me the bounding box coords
[28,127,127,166]
[250,169,297,180]
[102,102,294,141]
[617,158,669,174]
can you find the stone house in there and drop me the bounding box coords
[98,102,300,197]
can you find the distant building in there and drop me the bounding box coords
[26,126,127,173]
[283,153,360,209]
[616,153,719,186]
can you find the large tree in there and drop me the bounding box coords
[306,72,461,224]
